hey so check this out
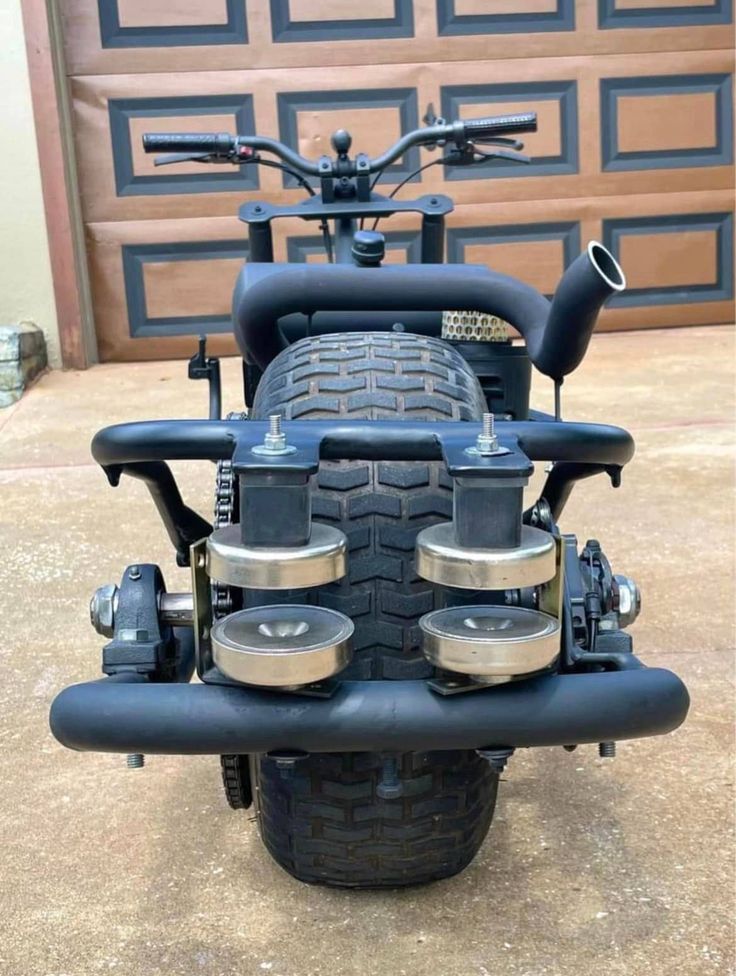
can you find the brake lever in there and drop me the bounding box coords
[444,147,531,167]
[154,152,221,167]
[473,136,524,150]
[484,148,531,164]
[154,147,257,167]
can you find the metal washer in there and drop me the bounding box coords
[207,522,347,590]
[420,605,560,681]
[212,604,353,687]
[416,522,555,590]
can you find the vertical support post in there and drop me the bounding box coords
[421,213,445,264]
[334,217,356,263]
[248,221,274,263]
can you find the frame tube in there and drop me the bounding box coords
[50,668,689,755]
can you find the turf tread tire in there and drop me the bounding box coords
[249,333,498,887]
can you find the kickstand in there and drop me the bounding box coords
[188,335,222,420]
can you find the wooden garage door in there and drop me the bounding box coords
[60,0,734,362]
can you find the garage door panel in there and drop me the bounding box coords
[598,0,732,28]
[61,0,734,77]
[600,73,733,171]
[87,216,245,360]
[270,0,416,42]
[446,221,580,297]
[602,212,733,306]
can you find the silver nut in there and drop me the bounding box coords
[90,584,118,637]
[263,430,287,452]
[613,575,641,629]
[475,433,499,455]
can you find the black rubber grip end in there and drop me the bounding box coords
[462,113,538,138]
[142,132,235,154]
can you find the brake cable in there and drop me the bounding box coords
[369,147,529,232]
[369,159,444,231]
[161,153,335,263]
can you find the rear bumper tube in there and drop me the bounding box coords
[50,668,689,756]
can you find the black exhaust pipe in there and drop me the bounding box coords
[50,668,688,756]
[533,242,626,378]
[233,243,625,380]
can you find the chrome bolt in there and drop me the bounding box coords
[266,414,285,450]
[89,583,118,637]
[475,412,499,455]
[252,413,296,456]
[126,753,145,769]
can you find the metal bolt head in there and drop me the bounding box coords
[90,584,118,637]
[612,574,641,628]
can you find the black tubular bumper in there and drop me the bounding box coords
[50,667,689,756]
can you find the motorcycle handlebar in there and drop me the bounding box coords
[142,112,537,177]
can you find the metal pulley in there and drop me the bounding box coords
[211,604,353,687]
[419,605,560,684]
[416,522,556,590]
[206,522,348,590]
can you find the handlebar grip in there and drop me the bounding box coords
[142,132,236,154]
[461,113,537,139]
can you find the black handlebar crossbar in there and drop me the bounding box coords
[142,112,537,177]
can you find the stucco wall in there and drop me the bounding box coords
[0,0,60,368]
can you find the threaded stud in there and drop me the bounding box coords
[252,412,295,456]
[473,412,499,456]
[126,753,145,769]
[598,741,616,758]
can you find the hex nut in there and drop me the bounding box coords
[613,575,641,629]
[90,583,118,637]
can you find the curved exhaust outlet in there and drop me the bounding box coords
[533,242,626,379]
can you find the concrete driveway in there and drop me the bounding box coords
[1,325,733,976]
